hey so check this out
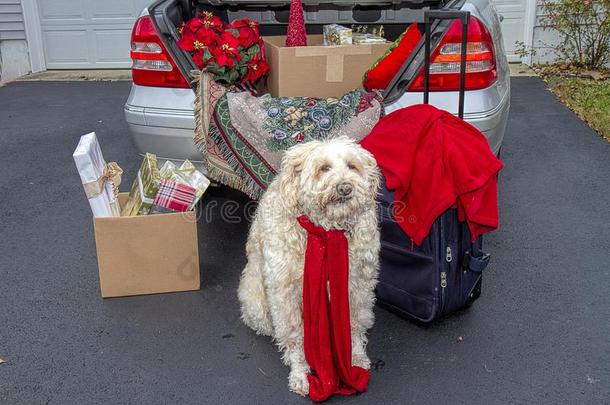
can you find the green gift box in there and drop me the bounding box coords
[121,153,161,216]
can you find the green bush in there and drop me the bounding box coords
[540,0,610,69]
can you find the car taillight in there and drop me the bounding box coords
[409,16,496,92]
[130,16,190,88]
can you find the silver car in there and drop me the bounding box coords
[125,0,509,167]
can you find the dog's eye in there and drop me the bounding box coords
[320,164,331,172]
[347,163,358,171]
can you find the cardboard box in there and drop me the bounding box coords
[263,35,391,98]
[93,193,200,298]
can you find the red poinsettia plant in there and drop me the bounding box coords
[177,12,269,87]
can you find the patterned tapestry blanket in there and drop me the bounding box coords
[194,73,384,200]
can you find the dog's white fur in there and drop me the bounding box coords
[238,137,381,396]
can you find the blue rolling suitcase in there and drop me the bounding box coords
[375,10,491,323]
[376,179,490,323]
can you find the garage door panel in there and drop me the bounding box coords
[93,29,132,65]
[91,0,140,19]
[39,0,150,69]
[43,30,90,67]
[492,0,526,62]
[39,0,85,21]
[498,17,522,50]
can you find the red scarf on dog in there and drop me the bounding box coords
[298,216,370,402]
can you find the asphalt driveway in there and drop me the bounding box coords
[0,78,608,404]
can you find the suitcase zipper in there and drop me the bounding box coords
[440,248,449,310]
[439,217,447,315]
[439,271,447,314]
[440,271,447,314]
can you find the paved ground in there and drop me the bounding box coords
[508,63,536,76]
[15,70,131,82]
[0,78,608,404]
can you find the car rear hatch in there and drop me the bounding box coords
[146,0,467,102]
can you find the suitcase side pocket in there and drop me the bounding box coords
[377,204,441,323]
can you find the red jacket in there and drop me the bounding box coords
[361,104,504,245]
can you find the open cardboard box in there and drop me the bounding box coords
[263,35,391,98]
[92,193,200,298]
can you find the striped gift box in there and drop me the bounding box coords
[150,180,196,213]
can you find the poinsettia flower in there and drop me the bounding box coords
[192,56,205,69]
[211,48,237,68]
[185,18,206,33]
[177,30,198,52]
[211,30,241,68]
[193,48,213,69]
[227,18,260,48]
[198,12,224,29]
[179,13,267,85]
[181,14,222,45]
[243,57,269,83]
[178,17,218,51]
[194,25,218,46]
[204,16,224,29]
[217,30,241,53]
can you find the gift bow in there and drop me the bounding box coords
[82,162,123,199]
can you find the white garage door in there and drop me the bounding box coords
[36,0,527,68]
[492,0,527,62]
[38,0,151,69]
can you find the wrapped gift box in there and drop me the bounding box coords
[262,35,390,98]
[121,153,161,216]
[73,132,122,217]
[93,193,200,298]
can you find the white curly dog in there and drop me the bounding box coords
[238,137,381,396]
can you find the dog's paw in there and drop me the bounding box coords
[288,368,309,397]
[352,354,371,370]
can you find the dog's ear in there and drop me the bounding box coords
[277,141,321,208]
[359,147,381,198]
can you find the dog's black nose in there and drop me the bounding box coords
[336,182,353,197]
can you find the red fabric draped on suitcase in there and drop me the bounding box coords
[361,104,504,245]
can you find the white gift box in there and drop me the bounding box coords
[73,132,121,217]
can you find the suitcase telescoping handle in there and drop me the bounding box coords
[424,11,492,274]
[423,10,470,119]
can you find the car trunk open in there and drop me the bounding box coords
[147,0,467,102]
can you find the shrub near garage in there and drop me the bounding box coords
[539,0,610,70]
